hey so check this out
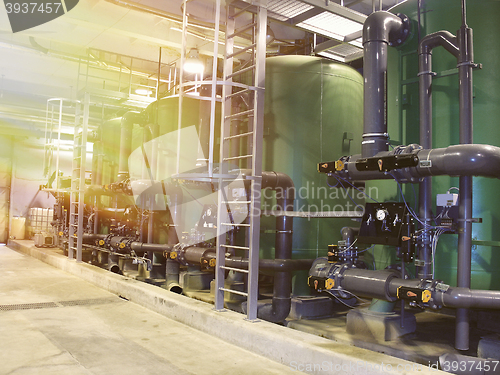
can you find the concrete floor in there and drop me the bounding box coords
[0,245,297,375]
[5,241,447,375]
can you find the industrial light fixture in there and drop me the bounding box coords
[135,88,153,96]
[183,48,204,74]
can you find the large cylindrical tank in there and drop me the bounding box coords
[262,56,364,293]
[387,0,500,289]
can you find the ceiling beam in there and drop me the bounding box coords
[288,8,324,25]
[296,0,367,24]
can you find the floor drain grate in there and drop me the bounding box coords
[0,302,59,311]
[0,297,124,311]
[58,297,121,307]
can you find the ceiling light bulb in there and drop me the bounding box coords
[184,48,204,74]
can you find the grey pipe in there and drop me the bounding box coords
[338,269,500,311]
[417,31,459,280]
[339,144,500,181]
[340,268,400,301]
[258,171,295,322]
[165,258,182,294]
[456,16,475,351]
[108,253,121,274]
[341,227,359,248]
[118,111,145,180]
[436,288,500,310]
[165,185,182,292]
[361,11,410,157]
[199,252,314,272]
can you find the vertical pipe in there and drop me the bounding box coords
[361,12,409,158]
[362,40,388,157]
[157,47,161,101]
[418,52,433,279]
[456,19,474,350]
[209,0,220,178]
[177,0,188,176]
[55,99,63,190]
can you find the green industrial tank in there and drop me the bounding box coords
[262,55,364,293]
[387,0,500,289]
[134,57,364,293]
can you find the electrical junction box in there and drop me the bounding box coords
[436,193,458,207]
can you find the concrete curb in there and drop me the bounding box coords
[9,240,444,375]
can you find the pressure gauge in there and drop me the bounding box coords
[376,209,389,221]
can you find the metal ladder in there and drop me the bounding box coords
[68,93,90,262]
[214,0,267,321]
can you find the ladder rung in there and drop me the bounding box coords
[227,64,255,79]
[222,201,251,204]
[224,131,254,141]
[225,109,254,120]
[226,88,252,99]
[221,244,250,251]
[220,266,249,274]
[69,246,77,250]
[230,4,253,19]
[219,287,248,297]
[227,43,256,59]
[223,155,252,161]
[222,223,250,227]
[228,23,256,40]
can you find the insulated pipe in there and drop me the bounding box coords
[362,11,410,157]
[418,31,459,280]
[118,111,145,180]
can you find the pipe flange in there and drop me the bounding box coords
[389,13,411,47]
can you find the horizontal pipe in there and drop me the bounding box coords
[340,268,400,301]
[340,144,500,181]
[338,270,500,310]
[129,242,173,253]
[414,145,500,178]
[202,251,314,272]
[435,288,500,309]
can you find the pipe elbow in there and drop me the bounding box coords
[121,111,147,126]
[363,11,410,46]
[256,297,291,323]
[262,171,295,201]
[419,31,459,56]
